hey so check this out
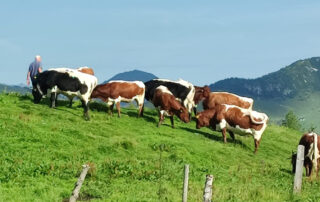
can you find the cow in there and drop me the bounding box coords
[291,133,320,177]
[193,85,211,115]
[195,104,268,153]
[47,67,95,107]
[144,79,195,115]
[203,92,254,110]
[90,80,145,117]
[32,68,98,120]
[151,85,190,128]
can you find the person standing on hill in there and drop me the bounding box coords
[27,55,43,87]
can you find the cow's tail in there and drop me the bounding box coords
[249,111,268,125]
[313,133,318,173]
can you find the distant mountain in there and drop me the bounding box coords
[104,69,158,83]
[0,83,31,94]
[210,57,320,99]
[209,57,320,130]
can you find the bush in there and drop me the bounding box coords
[282,110,301,131]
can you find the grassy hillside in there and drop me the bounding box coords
[0,93,319,201]
[254,92,320,132]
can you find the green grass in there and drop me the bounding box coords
[0,92,319,201]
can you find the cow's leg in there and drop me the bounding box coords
[138,104,143,117]
[135,99,143,117]
[55,95,58,107]
[170,116,175,128]
[193,107,197,116]
[254,139,261,154]
[229,131,235,141]
[140,104,145,117]
[116,102,121,118]
[69,97,73,108]
[108,103,114,116]
[82,100,90,121]
[158,111,164,127]
[50,92,56,108]
[306,163,310,177]
[222,128,227,143]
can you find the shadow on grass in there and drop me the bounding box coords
[280,168,293,175]
[54,107,82,118]
[90,102,108,112]
[180,127,252,151]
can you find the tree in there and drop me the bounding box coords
[283,110,301,131]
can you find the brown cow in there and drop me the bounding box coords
[193,85,211,115]
[77,66,94,75]
[203,92,254,110]
[152,85,190,128]
[196,104,268,153]
[291,133,320,177]
[91,80,145,117]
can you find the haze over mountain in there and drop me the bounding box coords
[0,83,30,94]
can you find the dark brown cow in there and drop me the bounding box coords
[196,104,268,153]
[203,92,254,110]
[91,80,145,117]
[193,85,211,115]
[152,85,190,128]
[77,66,95,75]
[291,133,320,177]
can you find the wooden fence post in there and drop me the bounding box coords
[203,174,214,202]
[69,164,90,202]
[293,145,305,194]
[182,164,189,202]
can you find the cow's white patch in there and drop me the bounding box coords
[160,109,170,117]
[157,85,173,95]
[108,80,145,89]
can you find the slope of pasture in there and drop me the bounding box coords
[0,93,319,201]
[254,92,320,131]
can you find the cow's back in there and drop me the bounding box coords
[92,81,144,100]
[203,92,253,110]
[145,79,190,101]
[152,86,181,111]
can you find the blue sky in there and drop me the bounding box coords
[1,0,320,85]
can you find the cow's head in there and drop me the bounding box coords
[177,107,190,123]
[32,84,43,104]
[194,86,211,104]
[195,111,213,129]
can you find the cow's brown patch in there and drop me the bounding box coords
[91,82,144,101]
[78,67,94,75]
[194,86,211,104]
[203,92,252,110]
